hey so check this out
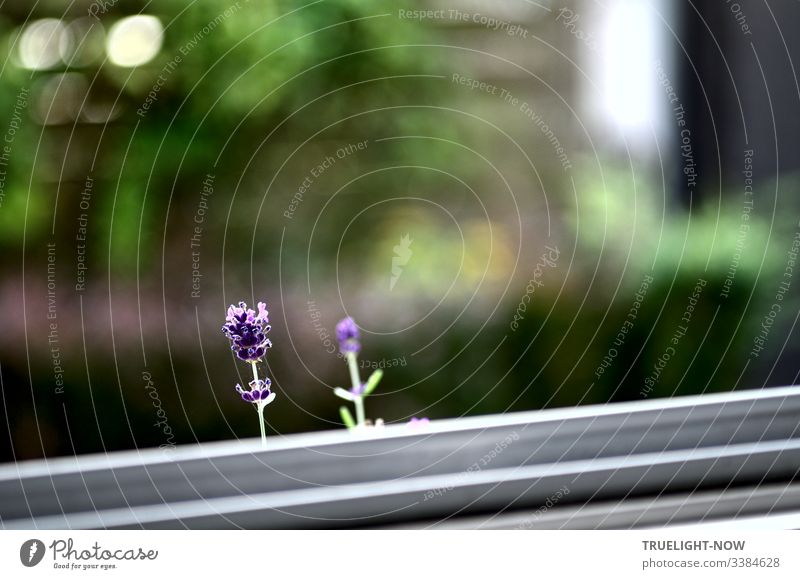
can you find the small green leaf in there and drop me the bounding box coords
[334,387,355,401]
[363,369,383,396]
[339,406,356,429]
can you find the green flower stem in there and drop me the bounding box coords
[354,396,365,427]
[346,352,365,427]
[251,361,267,447]
[257,403,267,447]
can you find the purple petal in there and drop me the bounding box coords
[257,302,269,323]
[336,317,359,342]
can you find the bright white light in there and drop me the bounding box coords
[602,0,659,133]
[106,15,163,67]
[19,19,66,70]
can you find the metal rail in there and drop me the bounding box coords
[1,385,799,529]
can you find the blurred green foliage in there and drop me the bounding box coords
[0,1,794,461]
[0,0,460,262]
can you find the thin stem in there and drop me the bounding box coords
[251,361,259,384]
[346,353,365,427]
[251,362,267,447]
[257,403,267,448]
[354,396,365,427]
[346,352,361,391]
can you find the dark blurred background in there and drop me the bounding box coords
[1,0,798,461]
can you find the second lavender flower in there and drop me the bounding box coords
[333,316,383,429]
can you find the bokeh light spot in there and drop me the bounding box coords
[19,19,66,70]
[106,15,163,67]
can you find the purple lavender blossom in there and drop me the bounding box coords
[235,379,275,405]
[222,301,272,362]
[336,316,360,355]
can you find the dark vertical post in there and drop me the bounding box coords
[678,1,800,207]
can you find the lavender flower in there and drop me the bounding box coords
[223,300,275,447]
[336,316,360,355]
[235,379,276,405]
[334,316,384,430]
[222,301,272,362]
